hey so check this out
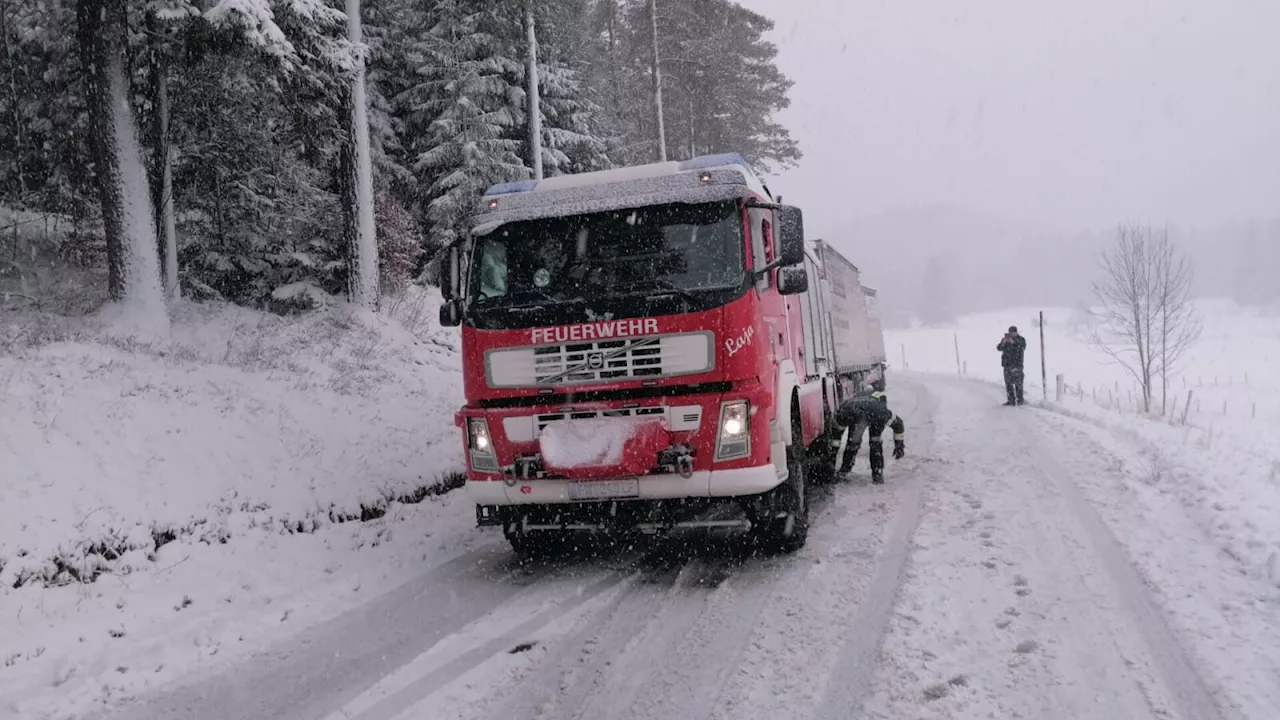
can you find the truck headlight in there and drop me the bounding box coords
[715,400,750,461]
[467,418,499,471]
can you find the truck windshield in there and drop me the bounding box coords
[465,200,747,329]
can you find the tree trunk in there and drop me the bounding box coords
[150,50,178,300]
[648,0,666,162]
[524,0,543,180]
[345,0,379,309]
[687,89,695,159]
[77,0,127,300]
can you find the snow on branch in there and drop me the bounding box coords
[204,0,297,60]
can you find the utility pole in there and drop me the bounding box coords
[953,334,962,377]
[1039,310,1047,401]
[648,0,667,162]
[524,0,543,180]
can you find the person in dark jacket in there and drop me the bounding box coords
[997,325,1027,406]
[833,387,906,484]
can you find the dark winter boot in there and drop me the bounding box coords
[869,441,885,484]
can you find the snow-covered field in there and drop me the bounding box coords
[0,288,482,719]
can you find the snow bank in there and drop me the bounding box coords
[0,288,463,590]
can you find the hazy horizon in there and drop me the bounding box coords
[734,0,1280,320]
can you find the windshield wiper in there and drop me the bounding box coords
[621,278,700,306]
[474,288,581,311]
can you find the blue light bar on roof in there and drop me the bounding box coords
[483,179,538,196]
[677,153,750,172]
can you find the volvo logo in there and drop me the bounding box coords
[586,351,605,370]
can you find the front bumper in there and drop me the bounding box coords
[466,463,784,506]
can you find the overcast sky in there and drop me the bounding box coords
[734,0,1280,237]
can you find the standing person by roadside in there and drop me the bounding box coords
[998,325,1027,406]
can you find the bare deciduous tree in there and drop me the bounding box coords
[1091,224,1200,414]
[1152,230,1201,413]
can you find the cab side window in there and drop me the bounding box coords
[748,207,772,291]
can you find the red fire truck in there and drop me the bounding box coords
[436,153,883,555]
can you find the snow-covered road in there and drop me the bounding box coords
[95,377,1253,720]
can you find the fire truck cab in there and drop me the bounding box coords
[436,153,842,555]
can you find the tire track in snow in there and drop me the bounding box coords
[811,380,939,720]
[858,377,1227,720]
[1023,414,1231,720]
[476,547,788,720]
[334,568,634,720]
[99,542,633,720]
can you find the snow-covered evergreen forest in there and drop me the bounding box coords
[0,0,799,314]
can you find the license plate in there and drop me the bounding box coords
[567,478,639,502]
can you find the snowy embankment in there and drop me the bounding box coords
[0,288,483,717]
[887,299,1280,717]
[1,289,465,589]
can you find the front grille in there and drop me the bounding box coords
[534,339,662,384]
[536,406,665,435]
[485,331,713,389]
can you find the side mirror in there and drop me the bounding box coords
[777,266,808,296]
[775,205,804,266]
[439,246,460,301]
[438,299,461,327]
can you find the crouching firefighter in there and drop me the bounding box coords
[832,387,906,484]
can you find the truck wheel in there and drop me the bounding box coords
[807,431,839,485]
[504,523,568,559]
[759,413,809,553]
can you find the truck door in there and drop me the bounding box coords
[798,256,821,379]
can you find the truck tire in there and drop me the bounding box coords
[758,409,809,553]
[503,517,568,559]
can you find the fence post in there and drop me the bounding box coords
[1055,373,1064,402]
[954,334,962,377]
[1039,310,1047,402]
[901,344,907,371]
[1182,389,1193,425]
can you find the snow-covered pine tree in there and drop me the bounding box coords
[400,0,528,252]
[520,0,611,176]
[642,0,799,172]
[362,0,419,198]
[375,190,421,293]
[575,0,650,167]
[3,0,100,262]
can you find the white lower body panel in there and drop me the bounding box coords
[466,464,784,506]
